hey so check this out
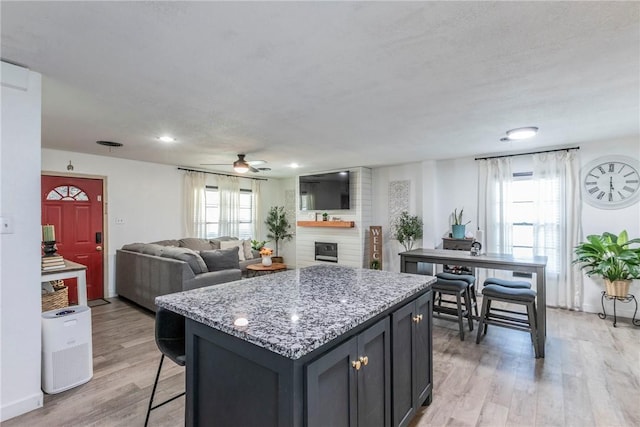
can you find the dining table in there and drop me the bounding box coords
[399,248,548,357]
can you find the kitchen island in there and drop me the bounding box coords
[156,264,435,427]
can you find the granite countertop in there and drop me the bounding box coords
[156,264,434,359]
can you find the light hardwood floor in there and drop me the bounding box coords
[4,297,639,427]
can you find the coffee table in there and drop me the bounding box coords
[246,262,287,277]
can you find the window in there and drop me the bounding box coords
[510,171,560,274]
[46,185,88,201]
[205,186,253,239]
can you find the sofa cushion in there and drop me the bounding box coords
[161,246,208,274]
[200,248,240,272]
[209,240,221,250]
[122,243,166,256]
[150,239,180,247]
[220,240,246,261]
[178,238,215,252]
[242,239,254,260]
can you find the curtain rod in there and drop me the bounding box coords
[177,167,268,181]
[474,146,580,161]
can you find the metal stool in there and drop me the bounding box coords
[484,277,531,289]
[437,272,478,317]
[432,276,474,341]
[476,284,540,358]
[144,307,186,427]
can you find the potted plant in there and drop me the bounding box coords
[322,212,329,221]
[265,206,294,261]
[573,230,640,297]
[251,239,267,251]
[393,211,423,252]
[451,208,471,239]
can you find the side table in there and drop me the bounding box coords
[598,291,640,327]
[246,262,287,278]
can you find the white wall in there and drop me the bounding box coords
[371,163,424,272]
[372,138,640,316]
[1,63,44,420]
[41,149,288,297]
[579,137,640,316]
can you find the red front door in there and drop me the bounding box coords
[41,176,104,303]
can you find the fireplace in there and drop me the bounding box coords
[315,242,338,263]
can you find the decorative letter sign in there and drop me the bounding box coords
[369,226,383,269]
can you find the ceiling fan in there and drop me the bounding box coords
[201,154,267,173]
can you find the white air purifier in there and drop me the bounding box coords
[42,305,93,394]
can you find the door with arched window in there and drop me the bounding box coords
[41,175,104,302]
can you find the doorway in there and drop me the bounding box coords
[41,175,106,303]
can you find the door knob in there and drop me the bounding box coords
[352,360,361,370]
[359,356,369,366]
[96,246,103,251]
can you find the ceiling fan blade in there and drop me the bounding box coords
[247,160,266,166]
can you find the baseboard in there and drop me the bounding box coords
[582,302,638,322]
[0,391,43,422]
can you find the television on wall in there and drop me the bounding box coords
[299,171,350,211]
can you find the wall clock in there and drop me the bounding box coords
[581,155,640,209]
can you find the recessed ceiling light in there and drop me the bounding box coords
[157,136,176,143]
[503,127,538,141]
[290,163,300,169]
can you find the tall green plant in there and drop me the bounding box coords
[573,230,640,281]
[265,206,293,256]
[393,211,423,252]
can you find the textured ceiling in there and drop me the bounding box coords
[2,1,638,177]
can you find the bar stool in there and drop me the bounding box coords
[484,277,531,289]
[476,284,540,358]
[432,276,474,341]
[145,307,186,427]
[437,272,478,316]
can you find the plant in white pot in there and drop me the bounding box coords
[573,230,640,297]
[393,211,423,252]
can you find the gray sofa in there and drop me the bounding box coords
[115,237,261,311]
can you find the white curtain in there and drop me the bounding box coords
[251,179,263,240]
[218,175,240,237]
[184,171,207,238]
[477,157,513,285]
[532,151,583,310]
[478,157,513,255]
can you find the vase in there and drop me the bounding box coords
[262,256,272,267]
[452,224,466,239]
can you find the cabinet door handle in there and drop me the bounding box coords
[413,315,420,323]
[418,314,423,321]
[359,356,369,366]
[352,360,361,370]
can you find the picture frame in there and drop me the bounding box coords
[316,212,324,221]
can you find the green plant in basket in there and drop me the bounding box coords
[573,230,640,297]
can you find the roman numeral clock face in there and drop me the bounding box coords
[582,156,640,209]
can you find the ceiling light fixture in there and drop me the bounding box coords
[289,163,300,169]
[157,136,176,143]
[96,140,123,147]
[502,126,539,141]
[233,155,250,173]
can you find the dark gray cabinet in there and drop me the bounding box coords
[307,317,391,427]
[184,288,432,427]
[392,292,433,427]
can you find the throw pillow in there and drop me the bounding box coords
[242,239,254,260]
[160,247,208,274]
[200,248,240,272]
[219,240,245,261]
[178,238,215,252]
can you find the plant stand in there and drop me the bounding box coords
[598,291,640,327]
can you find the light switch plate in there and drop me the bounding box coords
[0,216,14,234]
